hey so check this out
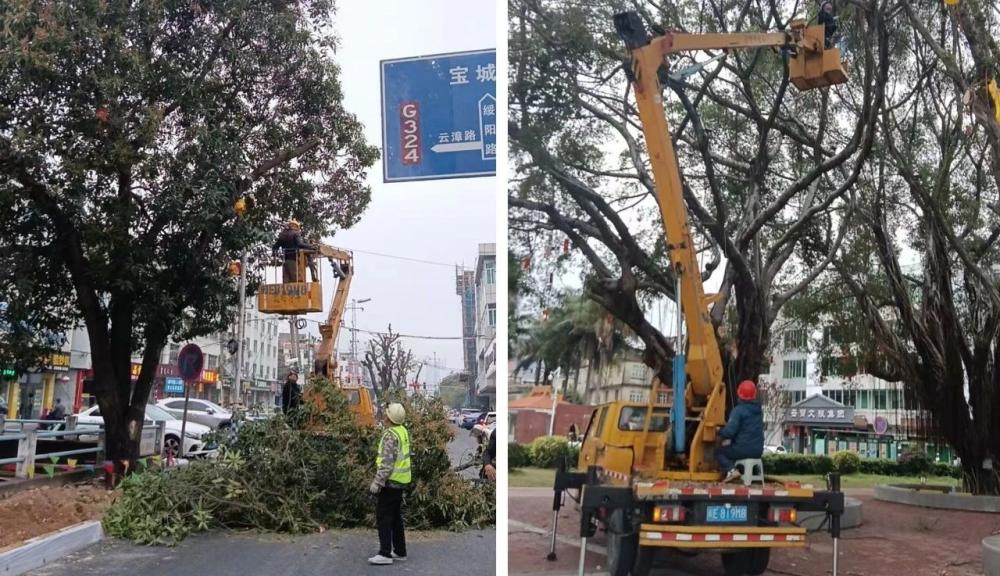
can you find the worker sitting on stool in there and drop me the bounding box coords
[717,380,765,483]
[273,220,319,282]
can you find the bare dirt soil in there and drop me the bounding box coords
[0,482,116,551]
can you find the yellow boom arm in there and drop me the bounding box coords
[612,11,845,476]
[313,244,352,380]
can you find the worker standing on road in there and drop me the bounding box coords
[368,403,411,566]
[717,380,765,483]
[281,370,302,415]
[273,220,318,282]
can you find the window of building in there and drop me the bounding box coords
[486,303,496,327]
[485,261,495,285]
[628,391,643,402]
[859,390,870,409]
[783,359,806,379]
[783,329,807,351]
[821,356,840,376]
[792,390,805,403]
[168,344,180,364]
[874,390,887,410]
[207,354,218,369]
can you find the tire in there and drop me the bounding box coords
[747,548,771,575]
[632,545,655,576]
[722,550,749,576]
[607,510,638,576]
[164,435,181,457]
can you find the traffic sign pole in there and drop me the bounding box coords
[179,381,191,458]
[175,343,204,460]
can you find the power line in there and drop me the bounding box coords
[345,326,484,341]
[348,248,471,270]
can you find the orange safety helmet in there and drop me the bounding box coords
[737,380,757,401]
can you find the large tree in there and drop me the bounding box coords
[798,0,1000,494]
[0,0,378,469]
[509,0,889,401]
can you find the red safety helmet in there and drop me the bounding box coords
[737,380,757,401]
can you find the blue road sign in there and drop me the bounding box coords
[164,377,184,395]
[381,49,496,182]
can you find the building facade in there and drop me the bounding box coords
[763,323,948,461]
[455,268,478,403]
[473,243,497,408]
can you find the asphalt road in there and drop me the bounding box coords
[33,423,495,576]
[33,529,496,576]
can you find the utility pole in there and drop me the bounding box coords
[347,298,371,382]
[289,318,301,375]
[233,250,248,406]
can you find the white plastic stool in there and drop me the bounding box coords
[735,458,765,486]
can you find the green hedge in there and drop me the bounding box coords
[509,438,581,469]
[764,453,960,478]
[509,442,962,478]
[831,451,861,474]
[509,442,531,469]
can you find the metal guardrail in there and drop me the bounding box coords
[0,416,165,480]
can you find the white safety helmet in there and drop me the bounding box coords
[386,403,406,425]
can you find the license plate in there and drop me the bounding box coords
[706,505,748,523]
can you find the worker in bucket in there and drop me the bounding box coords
[368,403,411,565]
[273,219,319,282]
[717,380,765,483]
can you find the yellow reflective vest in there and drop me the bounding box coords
[376,425,412,485]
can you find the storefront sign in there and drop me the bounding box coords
[785,395,854,426]
[48,353,71,371]
[788,407,848,420]
[131,362,217,384]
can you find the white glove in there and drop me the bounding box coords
[369,481,381,495]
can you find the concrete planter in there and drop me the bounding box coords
[875,484,1000,513]
[0,521,103,576]
[984,535,1000,576]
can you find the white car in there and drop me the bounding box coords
[157,398,233,429]
[764,445,787,455]
[73,404,214,457]
[472,412,496,438]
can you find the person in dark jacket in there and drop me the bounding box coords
[281,371,302,415]
[817,1,837,49]
[481,428,496,481]
[717,380,765,483]
[273,220,318,283]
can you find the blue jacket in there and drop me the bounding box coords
[719,400,764,457]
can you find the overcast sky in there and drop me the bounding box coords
[300,0,496,386]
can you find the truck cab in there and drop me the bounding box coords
[579,402,672,482]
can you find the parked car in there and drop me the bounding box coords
[72,404,213,457]
[460,411,484,430]
[156,398,233,429]
[764,445,786,455]
[472,412,496,438]
[455,408,480,426]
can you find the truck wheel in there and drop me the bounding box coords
[747,548,770,575]
[607,510,637,576]
[721,550,749,576]
[632,545,655,576]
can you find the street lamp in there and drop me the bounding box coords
[349,298,372,384]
